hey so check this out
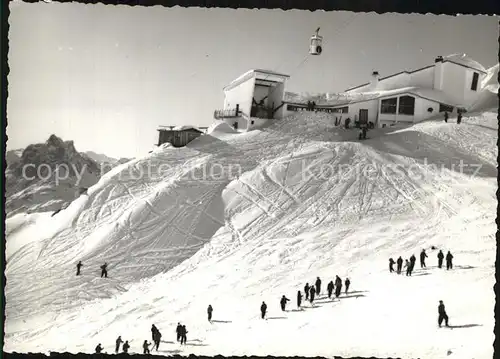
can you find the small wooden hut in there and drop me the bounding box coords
[157,126,206,148]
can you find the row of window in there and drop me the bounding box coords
[380,96,415,115]
[286,105,349,113]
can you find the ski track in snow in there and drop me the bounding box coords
[4,111,497,359]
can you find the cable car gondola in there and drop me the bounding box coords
[309,27,323,55]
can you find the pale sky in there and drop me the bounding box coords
[7,1,498,158]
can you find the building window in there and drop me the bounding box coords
[439,104,454,113]
[333,106,349,113]
[398,95,415,115]
[380,98,397,114]
[471,72,479,91]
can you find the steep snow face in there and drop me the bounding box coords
[4,111,497,359]
[467,63,499,113]
[5,135,101,217]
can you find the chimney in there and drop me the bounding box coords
[433,56,444,90]
[370,71,379,89]
[435,56,444,63]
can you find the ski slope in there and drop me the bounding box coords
[4,109,497,359]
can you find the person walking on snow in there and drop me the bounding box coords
[297,290,302,309]
[153,328,162,351]
[309,286,316,304]
[345,278,350,294]
[280,295,290,311]
[122,341,130,353]
[100,263,108,278]
[115,336,123,353]
[389,258,395,273]
[143,340,151,354]
[446,251,454,270]
[409,254,416,273]
[176,323,182,342]
[95,344,103,354]
[151,324,159,342]
[438,300,449,327]
[334,276,342,298]
[437,250,444,268]
[396,256,403,274]
[76,261,83,276]
[327,281,334,299]
[304,283,310,301]
[420,249,428,268]
[315,277,322,296]
[404,259,412,276]
[180,325,188,345]
[260,301,267,319]
[207,305,213,323]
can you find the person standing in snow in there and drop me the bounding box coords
[457,112,462,124]
[420,249,428,268]
[327,280,334,299]
[344,278,350,294]
[309,286,316,304]
[95,344,103,354]
[260,301,267,319]
[409,254,416,273]
[404,259,411,276]
[389,258,395,273]
[207,305,213,323]
[446,251,454,270]
[438,300,449,327]
[143,340,151,354]
[396,256,403,274]
[122,341,130,353]
[153,328,162,351]
[76,261,83,276]
[115,336,123,353]
[437,250,444,268]
[315,277,322,296]
[180,325,188,345]
[176,323,182,342]
[304,283,310,301]
[280,295,290,311]
[100,263,108,278]
[444,111,448,123]
[297,290,302,309]
[151,324,159,342]
[334,276,342,298]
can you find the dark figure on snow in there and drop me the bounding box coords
[304,283,310,300]
[180,325,188,345]
[309,286,316,304]
[389,258,395,273]
[261,301,267,319]
[176,323,182,342]
[457,112,462,124]
[437,250,444,268]
[420,249,428,268]
[404,259,412,276]
[115,336,123,353]
[438,300,449,327]
[345,278,350,294]
[143,340,151,354]
[396,256,403,274]
[95,344,103,354]
[297,290,302,308]
[315,277,322,295]
[122,341,130,353]
[280,295,290,311]
[307,101,312,111]
[327,281,334,298]
[334,276,342,297]
[345,118,351,129]
[207,304,213,322]
[444,111,448,123]
[100,263,108,278]
[409,254,416,272]
[151,324,159,342]
[153,328,162,351]
[446,251,454,270]
[312,101,316,111]
[76,261,83,276]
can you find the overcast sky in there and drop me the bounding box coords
[7,1,498,158]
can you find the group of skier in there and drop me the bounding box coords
[389,249,454,276]
[76,261,108,278]
[259,275,351,320]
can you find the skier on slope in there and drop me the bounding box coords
[438,300,449,327]
[260,301,268,319]
[409,254,417,273]
[207,305,213,323]
[76,261,83,276]
[304,283,310,301]
[327,280,334,299]
[389,258,395,273]
[297,290,303,309]
[280,295,290,311]
[176,323,182,342]
[180,325,188,345]
[100,263,108,278]
[404,259,411,276]
[143,340,151,354]
[151,324,159,342]
[437,250,444,268]
[115,336,123,353]
[396,256,403,274]
[446,251,454,270]
[334,276,342,298]
[344,278,351,294]
[309,286,316,304]
[153,328,162,351]
[420,249,428,268]
[315,277,322,296]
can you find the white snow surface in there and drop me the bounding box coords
[4,110,497,359]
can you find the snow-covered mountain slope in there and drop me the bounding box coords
[468,63,499,113]
[84,151,133,173]
[4,111,497,359]
[5,135,101,217]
